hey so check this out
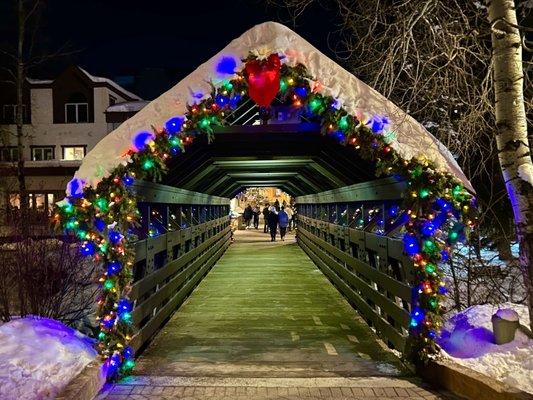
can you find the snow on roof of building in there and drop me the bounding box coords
[106,101,150,113]
[73,21,474,192]
[78,67,141,101]
[26,77,54,85]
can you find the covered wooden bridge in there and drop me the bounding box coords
[59,22,475,399]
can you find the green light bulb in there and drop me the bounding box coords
[63,204,74,214]
[123,359,135,370]
[309,98,321,111]
[419,188,430,198]
[428,298,438,309]
[425,263,436,274]
[169,137,180,147]
[338,116,349,130]
[142,159,154,170]
[98,331,106,341]
[423,239,436,252]
[199,118,210,129]
[65,220,76,229]
[452,185,462,198]
[280,79,288,92]
[449,231,459,241]
[223,80,233,91]
[95,198,108,211]
[103,280,114,290]
[121,312,132,324]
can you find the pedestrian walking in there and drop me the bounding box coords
[267,206,279,241]
[274,199,280,212]
[278,206,289,241]
[262,204,270,233]
[252,205,260,229]
[243,204,253,228]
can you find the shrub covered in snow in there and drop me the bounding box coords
[0,317,96,400]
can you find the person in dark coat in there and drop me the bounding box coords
[252,205,260,229]
[243,205,253,228]
[262,204,270,233]
[267,206,279,241]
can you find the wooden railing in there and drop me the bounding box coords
[128,182,231,351]
[295,178,413,351]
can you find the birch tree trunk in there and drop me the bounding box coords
[488,0,533,330]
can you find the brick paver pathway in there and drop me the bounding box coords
[98,230,457,399]
[98,376,456,399]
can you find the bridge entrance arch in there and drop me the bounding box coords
[55,22,476,378]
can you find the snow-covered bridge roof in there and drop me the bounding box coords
[73,21,473,193]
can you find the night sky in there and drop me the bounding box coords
[1,0,341,99]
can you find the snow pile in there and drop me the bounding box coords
[0,317,97,400]
[439,303,533,394]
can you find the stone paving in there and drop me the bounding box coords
[99,377,454,399]
[99,230,458,399]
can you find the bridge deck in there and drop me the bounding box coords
[134,229,405,378]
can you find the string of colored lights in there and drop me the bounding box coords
[54,53,477,379]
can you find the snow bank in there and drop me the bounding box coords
[439,303,533,394]
[0,317,97,400]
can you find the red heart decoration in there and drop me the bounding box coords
[245,54,281,107]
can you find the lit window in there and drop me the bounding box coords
[31,146,54,161]
[63,146,85,160]
[9,193,20,209]
[0,147,19,161]
[34,193,46,211]
[65,103,89,123]
[47,194,55,215]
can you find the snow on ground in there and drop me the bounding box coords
[439,303,533,394]
[0,317,97,400]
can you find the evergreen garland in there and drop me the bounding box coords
[53,53,477,379]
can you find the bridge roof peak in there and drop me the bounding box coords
[73,21,473,193]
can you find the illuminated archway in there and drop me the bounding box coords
[54,24,476,379]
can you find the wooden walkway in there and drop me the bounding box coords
[99,230,456,399]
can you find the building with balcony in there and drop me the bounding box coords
[0,65,146,234]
